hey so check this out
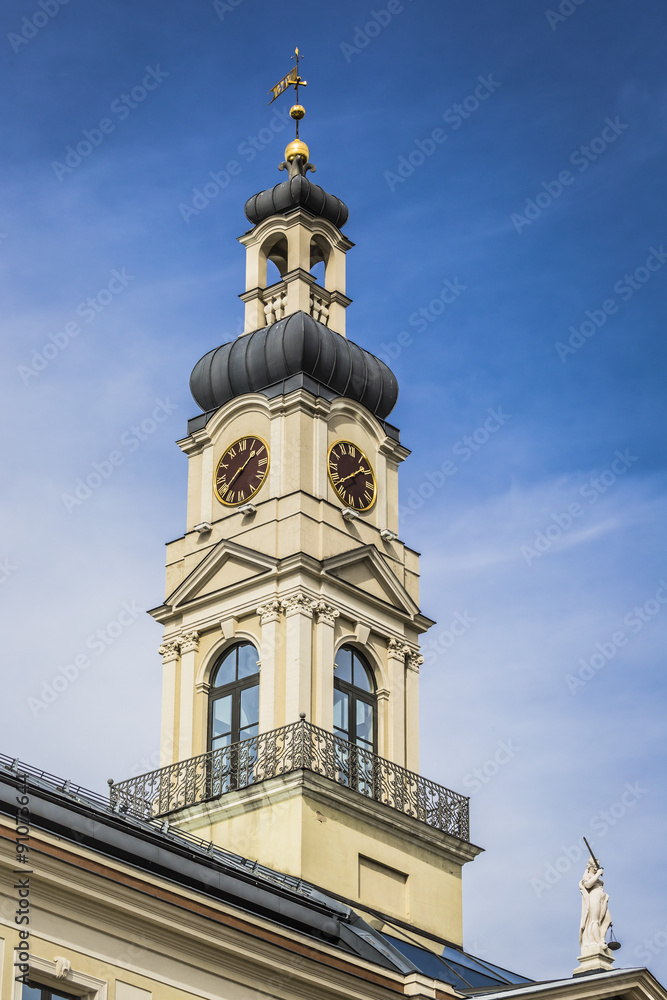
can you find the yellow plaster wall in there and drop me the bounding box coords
[177,777,465,944]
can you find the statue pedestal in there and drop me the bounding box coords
[573,946,615,976]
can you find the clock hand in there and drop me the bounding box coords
[224,451,256,491]
[338,467,370,485]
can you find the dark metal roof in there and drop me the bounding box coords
[0,752,531,987]
[245,174,349,229]
[382,933,531,992]
[0,752,409,970]
[190,311,398,419]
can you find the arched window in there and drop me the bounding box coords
[333,645,377,753]
[208,642,259,752]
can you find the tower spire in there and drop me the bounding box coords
[267,47,310,168]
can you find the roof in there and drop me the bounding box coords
[464,967,667,1000]
[382,933,531,992]
[0,751,526,991]
[245,173,349,228]
[189,310,399,419]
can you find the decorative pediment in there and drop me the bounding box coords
[323,545,419,618]
[166,538,277,610]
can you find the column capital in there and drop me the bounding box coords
[158,639,180,662]
[179,630,200,653]
[257,599,284,625]
[313,600,340,627]
[283,592,316,618]
[407,650,424,672]
[387,637,410,660]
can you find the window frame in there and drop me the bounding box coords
[14,958,107,1000]
[333,645,378,754]
[207,641,260,752]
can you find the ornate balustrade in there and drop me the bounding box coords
[109,720,469,842]
[258,280,332,327]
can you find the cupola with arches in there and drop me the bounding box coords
[238,148,353,335]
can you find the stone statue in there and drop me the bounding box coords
[579,857,612,953]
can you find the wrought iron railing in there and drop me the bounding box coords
[109,719,469,842]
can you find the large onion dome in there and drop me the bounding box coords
[190,311,398,420]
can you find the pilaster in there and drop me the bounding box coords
[158,640,180,767]
[257,600,284,732]
[406,647,423,772]
[386,639,408,766]
[283,592,316,723]
[312,600,339,730]
[177,630,200,762]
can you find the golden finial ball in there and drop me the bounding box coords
[285,139,310,163]
[290,104,306,121]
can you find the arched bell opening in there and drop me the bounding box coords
[310,235,330,288]
[259,234,288,290]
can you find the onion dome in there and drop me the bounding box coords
[190,312,397,419]
[244,174,349,229]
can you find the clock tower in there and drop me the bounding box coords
[113,129,481,946]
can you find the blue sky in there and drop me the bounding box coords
[1,0,666,983]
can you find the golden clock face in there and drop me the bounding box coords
[328,441,376,511]
[214,436,270,506]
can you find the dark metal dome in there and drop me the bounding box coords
[244,175,349,229]
[190,312,397,419]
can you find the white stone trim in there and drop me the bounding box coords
[13,955,108,999]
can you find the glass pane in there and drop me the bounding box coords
[240,723,259,741]
[212,649,235,687]
[240,683,259,729]
[237,642,259,679]
[212,694,232,737]
[22,988,43,1000]
[353,653,373,692]
[356,699,374,744]
[334,646,352,683]
[212,731,231,750]
[333,688,349,734]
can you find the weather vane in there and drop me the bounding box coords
[267,47,307,141]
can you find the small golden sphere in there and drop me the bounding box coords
[284,139,310,162]
[290,104,306,120]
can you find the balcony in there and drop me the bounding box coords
[109,719,470,842]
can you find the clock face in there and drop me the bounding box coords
[328,441,376,511]
[214,436,270,506]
